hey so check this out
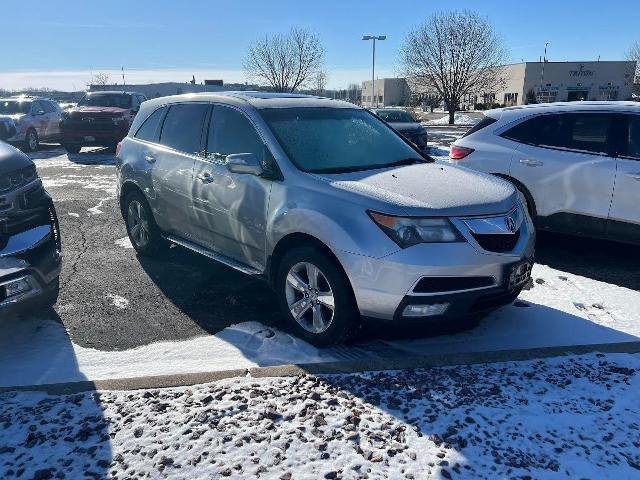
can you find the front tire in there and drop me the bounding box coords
[62,143,82,154]
[23,128,39,152]
[276,247,359,346]
[123,190,167,256]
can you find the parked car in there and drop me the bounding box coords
[116,92,534,346]
[450,101,640,245]
[0,97,63,152]
[60,91,147,153]
[0,142,62,318]
[371,108,429,151]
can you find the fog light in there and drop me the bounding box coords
[403,303,450,318]
[4,278,31,298]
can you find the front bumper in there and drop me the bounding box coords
[0,199,62,318]
[338,206,535,321]
[61,121,128,146]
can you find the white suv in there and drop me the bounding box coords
[450,102,640,244]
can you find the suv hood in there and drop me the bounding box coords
[0,142,32,175]
[316,163,517,217]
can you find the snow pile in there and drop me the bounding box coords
[427,113,479,125]
[1,353,639,478]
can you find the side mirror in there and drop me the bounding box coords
[225,153,263,176]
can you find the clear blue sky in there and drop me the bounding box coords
[2,0,637,90]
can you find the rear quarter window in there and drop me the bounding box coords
[462,115,498,137]
[134,107,166,143]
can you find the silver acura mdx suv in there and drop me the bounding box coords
[116,92,534,346]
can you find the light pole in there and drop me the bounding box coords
[540,41,550,99]
[362,35,386,107]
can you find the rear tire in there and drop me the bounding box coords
[123,190,167,256]
[23,128,39,152]
[275,246,359,346]
[62,143,82,154]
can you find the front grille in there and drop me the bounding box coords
[414,276,494,293]
[472,229,520,253]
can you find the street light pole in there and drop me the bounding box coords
[362,35,386,107]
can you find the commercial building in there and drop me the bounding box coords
[464,61,636,108]
[361,78,410,107]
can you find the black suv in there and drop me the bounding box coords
[0,142,61,317]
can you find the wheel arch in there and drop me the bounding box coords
[118,181,146,218]
[492,173,537,219]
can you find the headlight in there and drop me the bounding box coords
[369,211,464,248]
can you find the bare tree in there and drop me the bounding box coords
[90,72,111,87]
[244,28,325,92]
[627,41,640,82]
[313,70,328,95]
[400,10,506,124]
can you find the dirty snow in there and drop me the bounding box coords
[114,236,133,249]
[1,353,639,479]
[106,294,129,310]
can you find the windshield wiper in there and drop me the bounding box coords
[386,157,430,167]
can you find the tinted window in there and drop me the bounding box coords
[159,103,209,154]
[134,107,166,142]
[42,101,56,113]
[462,115,498,138]
[0,100,31,114]
[207,106,264,160]
[32,101,46,114]
[624,115,640,159]
[374,110,415,123]
[79,93,132,109]
[503,113,612,155]
[260,108,427,174]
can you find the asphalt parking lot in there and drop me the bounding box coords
[24,130,640,352]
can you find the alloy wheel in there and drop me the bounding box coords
[285,262,335,334]
[27,131,38,151]
[127,200,150,249]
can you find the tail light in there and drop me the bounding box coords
[115,141,122,157]
[449,145,474,160]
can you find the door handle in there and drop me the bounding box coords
[144,154,156,164]
[626,172,640,181]
[198,171,214,184]
[519,159,543,167]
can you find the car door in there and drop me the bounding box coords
[151,102,209,235]
[606,113,640,242]
[506,112,617,235]
[30,101,49,139]
[42,101,61,138]
[191,104,273,270]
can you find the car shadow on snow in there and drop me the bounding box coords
[535,231,640,291]
[0,309,112,479]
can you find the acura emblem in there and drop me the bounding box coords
[82,117,93,122]
[505,216,516,233]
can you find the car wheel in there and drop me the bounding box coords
[23,128,39,152]
[123,190,167,256]
[62,143,82,154]
[276,247,359,346]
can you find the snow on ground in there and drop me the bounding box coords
[427,113,480,126]
[1,264,638,388]
[114,236,134,249]
[0,320,338,388]
[1,353,639,479]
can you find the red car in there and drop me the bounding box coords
[60,91,147,153]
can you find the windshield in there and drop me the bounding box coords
[375,110,416,123]
[260,108,428,174]
[78,94,131,109]
[0,100,31,114]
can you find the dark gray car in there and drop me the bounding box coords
[0,142,62,317]
[371,108,428,152]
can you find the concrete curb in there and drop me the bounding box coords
[2,341,639,395]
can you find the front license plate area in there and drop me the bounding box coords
[507,261,532,289]
[84,136,95,142]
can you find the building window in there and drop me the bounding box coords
[536,90,558,104]
[599,90,618,101]
[503,92,518,106]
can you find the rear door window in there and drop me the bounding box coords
[502,114,560,145]
[134,107,166,143]
[159,103,209,155]
[462,115,498,137]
